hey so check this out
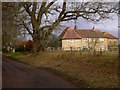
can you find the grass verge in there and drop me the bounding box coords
[4,52,27,59]
[5,51,119,88]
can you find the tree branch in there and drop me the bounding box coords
[21,21,33,36]
[47,1,66,34]
[41,25,51,29]
[22,3,32,16]
[44,0,56,11]
[32,2,37,16]
[37,2,47,25]
[62,17,77,21]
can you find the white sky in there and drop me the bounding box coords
[91,14,118,32]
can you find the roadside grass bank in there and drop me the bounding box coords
[4,52,27,59]
[5,51,119,88]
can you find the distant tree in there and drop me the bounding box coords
[15,40,33,52]
[2,2,20,52]
[16,1,118,53]
[47,34,60,48]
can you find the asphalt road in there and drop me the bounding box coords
[2,56,76,88]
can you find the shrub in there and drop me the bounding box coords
[15,40,33,52]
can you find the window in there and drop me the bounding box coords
[82,38,88,41]
[91,38,96,41]
[83,46,88,48]
[69,39,74,42]
[99,38,104,41]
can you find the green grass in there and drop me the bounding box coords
[5,52,26,59]
[6,51,119,88]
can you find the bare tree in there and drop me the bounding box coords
[18,1,118,53]
[2,3,19,52]
[88,38,102,55]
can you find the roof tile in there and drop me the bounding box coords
[59,27,118,39]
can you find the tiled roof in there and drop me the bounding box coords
[103,32,118,39]
[59,27,81,39]
[59,27,118,39]
[75,29,105,38]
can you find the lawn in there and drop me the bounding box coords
[4,52,27,59]
[8,51,119,88]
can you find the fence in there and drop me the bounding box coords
[45,46,118,56]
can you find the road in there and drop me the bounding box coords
[2,56,76,88]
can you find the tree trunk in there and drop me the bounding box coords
[32,33,45,53]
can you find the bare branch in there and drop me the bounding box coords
[47,1,67,34]
[32,2,37,16]
[62,17,77,21]
[21,20,33,36]
[37,2,47,25]
[23,24,33,36]
[21,3,32,16]
[41,25,51,29]
[44,0,56,11]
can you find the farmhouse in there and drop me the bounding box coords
[59,27,118,51]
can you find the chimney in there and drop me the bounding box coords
[74,19,77,29]
[74,24,77,29]
[92,26,95,30]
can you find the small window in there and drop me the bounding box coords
[69,39,74,42]
[83,46,88,48]
[99,38,104,41]
[82,38,88,41]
